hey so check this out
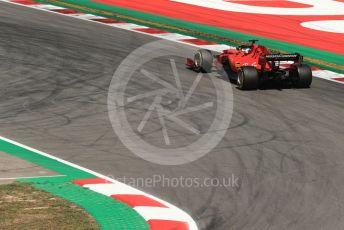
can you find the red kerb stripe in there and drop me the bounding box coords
[91,18,123,23]
[311,66,322,71]
[111,194,167,207]
[180,38,218,45]
[11,0,42,5]
[134,28,169,34]
[72,178,112,186]
[148,219,189,230]
[51,9,83,14]
[333,78,344,82]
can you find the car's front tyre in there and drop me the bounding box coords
[194,49,213,73]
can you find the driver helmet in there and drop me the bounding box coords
[243,47,252,54]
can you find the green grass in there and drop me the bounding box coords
[0,182,99,230]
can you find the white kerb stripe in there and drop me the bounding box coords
[34,4,65,10]
[200,44,234,52]
[134,206,191,222]
[156,33,195,40]
[72,14,106,20]
[85,183,145,196]
[313,70,344,80]
[114,23,148,30]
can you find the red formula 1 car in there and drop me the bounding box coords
[187,40,312,90]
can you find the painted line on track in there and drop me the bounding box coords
[1,0,343,85]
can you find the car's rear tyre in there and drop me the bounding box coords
[292,64,312,88]
[237,66,259,90]
[194,49,213,73]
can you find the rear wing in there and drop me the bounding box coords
[265,53,303,62]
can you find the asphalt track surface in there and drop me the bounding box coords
[1,3,344,230]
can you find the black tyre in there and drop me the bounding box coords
[292,64,312,88]
[237,66,259,90]
[194,49,213,73]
